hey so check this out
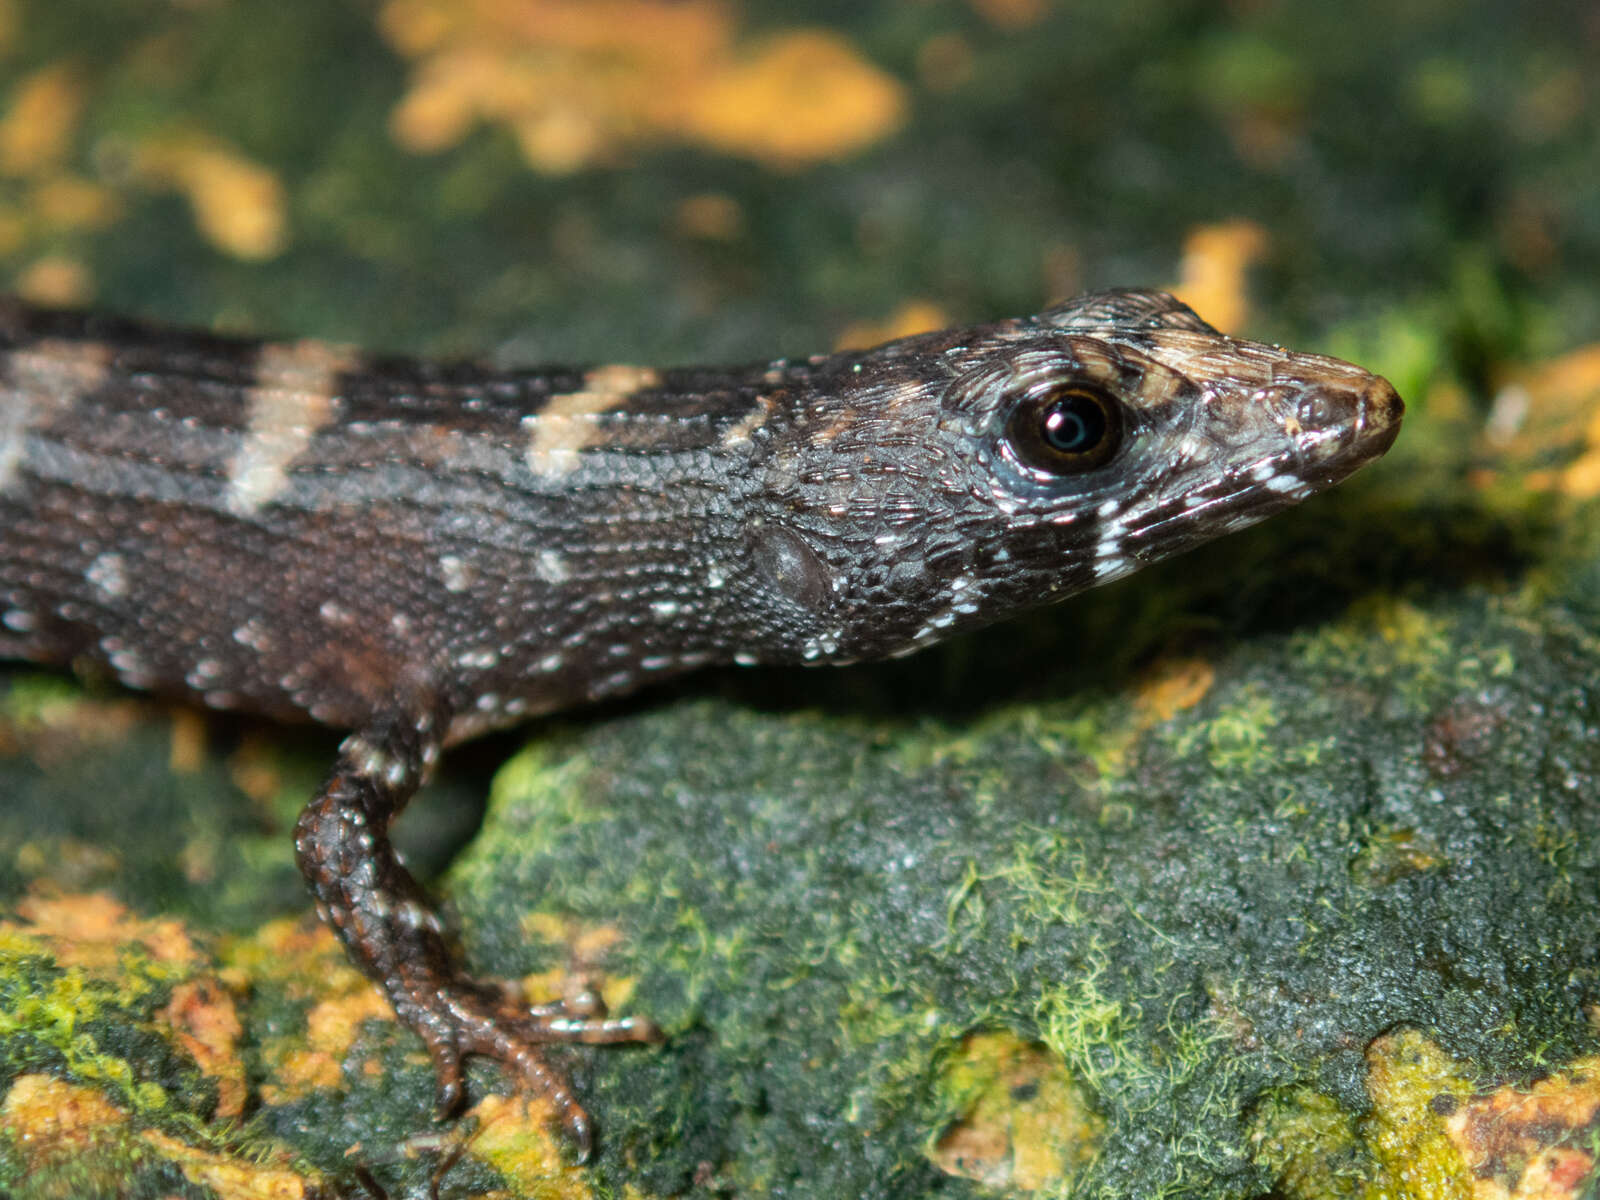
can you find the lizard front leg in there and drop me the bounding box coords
[291,714,659,1160]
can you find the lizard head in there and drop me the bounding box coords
[735,289,1401,664]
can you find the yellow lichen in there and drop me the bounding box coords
[834,300,950,352]
[463,1092,588,1196]
[381,0,905,172]
[0,64,86,176]
[140,1128,315,1199]
[132,134,288,260]
[683,31,906,169]
[261,987,393,1101]
[1167,219,1270,336]
[157,978,248,1120]
[0,891,201,974]
[674,191,744,241]
[1360,1030,1476,1198]
[226,918,395,1104]
[929,1030,1102,1189]
[14,256,94,307]
[1133,657,1216,727]
[0,1072,130,1136]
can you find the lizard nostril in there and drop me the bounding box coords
[1295,392,1337,431]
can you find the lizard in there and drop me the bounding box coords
[0,287,1402,1156]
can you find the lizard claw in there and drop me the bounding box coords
[399,981,655,1161]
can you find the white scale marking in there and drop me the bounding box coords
[85,552,127,601]
[225,340,355,515]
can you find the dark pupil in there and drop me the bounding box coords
[1042,394,1105,454]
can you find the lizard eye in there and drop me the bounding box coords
[1002,383,1124,476]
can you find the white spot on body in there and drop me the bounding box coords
[397,900,441,933]
[457,647,499,670]
[186,658,223,688]
[439,554,471,593]
[85,552,127,601]
[225,340,354,515]
[107,646,151,685]
[534,549,569,584]
[650,600,680,618]
[3,608,35,632]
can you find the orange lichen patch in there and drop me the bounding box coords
[0,64,86,176]
[262,987,394,1102]
[1133,657,1216,726]
[834,300,950,352]
[1482,344,1600,498]
[1361,1029,1476,1198]
[14,255,93,307]
[383,0,739,170]
[1443,1056,1600,1199]
[461,1092,584,1194]
[2,1075,317,1197]
[518,912,641,1017]
[158,979,248,1120]
[683,31,907,169]
[221,917,362,997]
[139,1129,316,1200]
[131,134,287,260]
[674,191,744,241]
[1,891,201,973]
[929,1031,1102,1189]
[32,175,119,232]
[167,707,209,775]
[520,911,624,960]
[969,0,1051,29]
[226,735,288,805]
[1167,220,1269,337]
[0,1074,130,1163]
[380,0,905,172]
[227,917,395,1103]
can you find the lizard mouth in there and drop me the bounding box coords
[1117,371,1404,567]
